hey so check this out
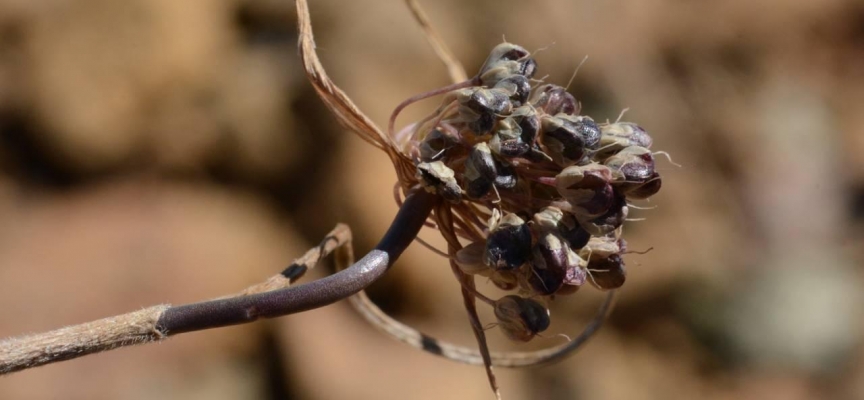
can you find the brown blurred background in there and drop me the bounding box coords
[1,0,863,399]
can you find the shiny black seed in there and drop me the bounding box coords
[467,144,497,181]
[485,224,532,270]
[518,58,538,79]
[562,223,591,250]
[528,263,566,295]
[469,113,496,134]
[493,161,517,189]
[517,114,540,145]
[466,176,494,199]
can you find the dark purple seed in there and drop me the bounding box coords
[532,84,578,115]
[587,254,626,290]
[584,191,628,235]
[528,264,566,295]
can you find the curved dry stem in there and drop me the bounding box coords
[0,191,438,375]
[405,0,468,84]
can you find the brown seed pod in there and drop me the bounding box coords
[540,114,601,166]
[586,254,626,290]
[416,161,462,203]
[493,295,551,342]
[529,84,579,116]
[484,213,533,270]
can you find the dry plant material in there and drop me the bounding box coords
[295,0,665,398]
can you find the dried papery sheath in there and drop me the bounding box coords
[597,122,653,159]
[484,213,532,270]
[530,84,579,116]
[417,161,462,203]
[455,241,490,275]
[579,236,621,260]
[493,295,551,342]
[490,270,519,291]
[587,254,626,290]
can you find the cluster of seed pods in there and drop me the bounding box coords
[407,43,662,342]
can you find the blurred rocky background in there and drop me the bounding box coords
[1,0,863,399]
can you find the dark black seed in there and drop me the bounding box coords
[518,58,538,79]
[468,144,497,181]
[466,176,494,199]
[467,89,511,115]
[517,114,540,145]
[528,263,566,295]
[485,224,533,270]
[573,117,601,150]
[562,223,591,250]
[587,254,626,290]
[545,121,587,162]
[493,161,517,189]
[496,139,529,157]
[469,113,496,134]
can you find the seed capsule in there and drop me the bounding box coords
[489,117,529,157]
[579,235,621,260]
[560,213,591,250]
[530,84,579,116]
[586,254,626,290]
[603,146,661,199]
[597,122,653,159]
[416,161,462,203]
[456,88,512,135]
[540,115,601,166]
[485,213,532,270]
[556,163,616,219]
[479,43,538,86]
[464,143,497,199]
[579,191,629,236]
[494,75,532,107]
[493,295,551,342]
[418,128,458,162]
[528,232,571,295]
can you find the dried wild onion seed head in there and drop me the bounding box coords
[398,41,666,333]
[493,295,551,342]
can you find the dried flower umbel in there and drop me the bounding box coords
[297,1,664,397]
[397,41,662,323]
